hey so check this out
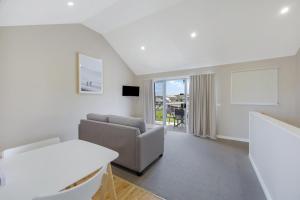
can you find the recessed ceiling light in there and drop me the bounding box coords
[67,1,75,7]
[190,32,197,39]
[140,46,146,51]
[280,6,290,15]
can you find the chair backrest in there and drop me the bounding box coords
[1,137,60,158]
[33,168,105,200]
[175,109,184,118]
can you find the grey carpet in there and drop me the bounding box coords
[112,131,265,200]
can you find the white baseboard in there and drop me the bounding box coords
[216,135,249,143]
[249,154,272,200]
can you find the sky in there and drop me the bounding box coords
[155,80,187,96]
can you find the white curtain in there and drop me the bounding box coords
[143,79,155,124]
[188,74,217,139]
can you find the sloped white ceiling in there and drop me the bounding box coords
[83,0,184,34]
[1,0,300,74]
[0,0,119,26]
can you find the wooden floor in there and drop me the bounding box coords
[93,175,165,200]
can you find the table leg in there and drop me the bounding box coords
[107,164,117,200]
[98,173,107,200]
[96,164,117,200]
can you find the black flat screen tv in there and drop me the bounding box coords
[122,86,140,96]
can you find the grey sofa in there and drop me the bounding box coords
[79,114,164,175]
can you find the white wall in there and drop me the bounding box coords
[136,56,298,141]
[297,49,300,126]
[249,112,300,200]
[0,24,137,152]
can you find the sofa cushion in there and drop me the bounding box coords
[87,113,109,123]
[108,115,146,133]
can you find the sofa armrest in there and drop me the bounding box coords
[137,126,164,172]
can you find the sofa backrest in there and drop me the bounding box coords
[87,113,109,123]
[86,114,146,134]
[108,115,146,133]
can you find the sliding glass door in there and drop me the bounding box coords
[154,81,165,125]
[154,78,189,131]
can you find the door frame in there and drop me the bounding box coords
[154,78,189,127]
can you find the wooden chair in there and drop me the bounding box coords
[32,168,105,200]
[1,137,60,158]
